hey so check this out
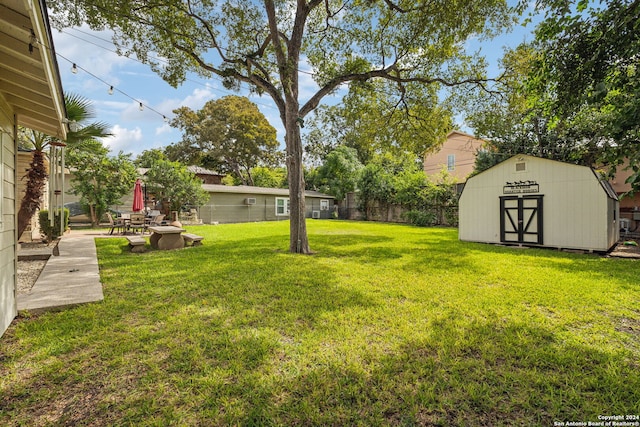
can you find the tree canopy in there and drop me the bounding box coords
[17,93,112,237]
[135,148,168,168]
[308,146,363,202]
[532,0,640,190]
[168,96,280,185]
[67,141,137,226]
[144,158,209,213]
[304,80,452,165]
[50,0,514,252]
[466,0,640,185]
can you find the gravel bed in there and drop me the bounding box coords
[16,260,47,294]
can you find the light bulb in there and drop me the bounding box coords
[139,102,144,111]
[108,86,114,95]
[71,63,78,74]
[163,116,168,123]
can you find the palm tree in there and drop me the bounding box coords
[17,93,112,238]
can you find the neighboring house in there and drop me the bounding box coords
[423,130,486,183]
[607,161,640,231]
[65,165,335,225]
[1,0,67,337]
[199,184,334,224]
[187,165,224,185]
[64,166,223,221]
[459,155,619,252]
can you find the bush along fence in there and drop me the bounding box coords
[339,188,459,227]
[38,208,69,241]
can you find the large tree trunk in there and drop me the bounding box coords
[285,107,310,254]
[17,150,48,239]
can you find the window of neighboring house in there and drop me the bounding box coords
[275,197,290,216]
[447,154,455,171]
[320,199,329,210]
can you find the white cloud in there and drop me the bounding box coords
[155,87,218,118]
[155,123,172,135]
[104,125,143,154]
[53,26,131,85]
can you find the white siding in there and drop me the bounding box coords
[0,99,17,336]
[459,155,619,252]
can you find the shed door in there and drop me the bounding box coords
[500,195,544,245]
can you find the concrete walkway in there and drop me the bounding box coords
[17,231,104,313]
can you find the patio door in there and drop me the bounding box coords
[500,195,544,245]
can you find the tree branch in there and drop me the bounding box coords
[170,41,286,118]
[300,66,500,117]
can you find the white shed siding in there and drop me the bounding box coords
[0,99,17,336]
[459,155,618,252]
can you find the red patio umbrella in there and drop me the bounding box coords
[132,179,144,212]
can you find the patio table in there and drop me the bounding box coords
[148,225,186,250]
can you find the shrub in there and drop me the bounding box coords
[404,210,436,227]
[38,208,69,241]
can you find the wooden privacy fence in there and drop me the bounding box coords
[339,202,458,226]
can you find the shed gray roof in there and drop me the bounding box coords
[202,184,334,199]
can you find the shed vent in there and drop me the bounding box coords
[245,197,256,205]
[515,162,526,171]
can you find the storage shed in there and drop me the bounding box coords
[459,155,619,252]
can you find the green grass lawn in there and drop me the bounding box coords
[1,221,639,426]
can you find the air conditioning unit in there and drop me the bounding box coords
[312,210,320,219]
[245,197,256,205]
[620,218,630,233]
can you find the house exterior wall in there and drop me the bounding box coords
[424,131,485,182]
[459,155,619,252]
[1,0,67,338]
[0,98,17,337]
[199,185,334,224]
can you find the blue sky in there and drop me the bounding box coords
[50,4,539,158]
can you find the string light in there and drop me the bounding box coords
[61,27,280,112]
[54,51,171,122]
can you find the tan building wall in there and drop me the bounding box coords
[424,131,486,182]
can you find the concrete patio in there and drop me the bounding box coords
[17,230,104,313]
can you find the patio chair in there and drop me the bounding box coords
[148,214,166,227]
[106,212,124,235]
[129,213,147,234]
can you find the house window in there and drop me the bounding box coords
[275,197,290,216]
[320,199,329,211]
[447,154,455,171]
